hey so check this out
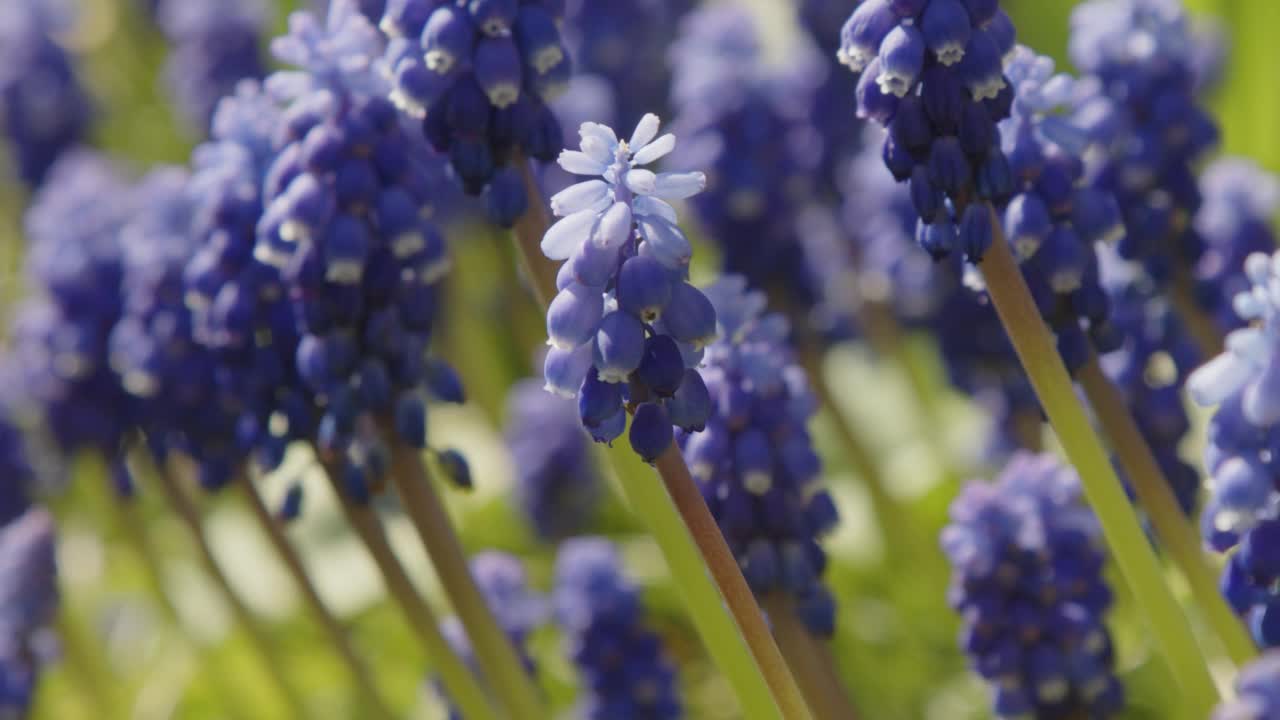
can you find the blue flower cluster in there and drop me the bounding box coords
[504,378,601,541]
[1068,0,1219,288]
[0,0,92,188]
[381,0,570,226]
[796,0,866,192]
[439,551,544,719]
[156,0,270,132]
[943,452,1123,718]
[0,509,59,717]
[1096,246,1201,515]
[667,6,827,327]
[1213,651,1280,720]
[841,0,1018,262]
[12,152,134,463]
[1193,159,1280,335]
[1188,250,1280,646]
[679,277,839,636]
[553,538,681,720]
[539,114,715,463]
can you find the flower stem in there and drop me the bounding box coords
[762,594,860,720]
[147,457,309,717]
[237,472,397,719]
[977,210,1219,713]
[383,435,547,720]
[54,609,123,717]
[513,158,810,720]
[1077,353,1256,667]
[314,454,500,720]
[1169,264,1224,359]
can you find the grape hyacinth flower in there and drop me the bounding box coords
[1194,159,1280,335]
[841,0,1019,262]
[554,538,681,720]
[439,552,544,719]
[157,0,270,133]
[504,379,601,541]
[1213,652,1280,719]
[1069,0,1219,291]
[943,452,1124,718]
[667,6,827,329]
[381,0,569,226]
[247,4,466,492]
[0,0,92,188]
[0,509,59,717]
[680,277,840,636]
[796,0,867,193]
[539,114,715,463]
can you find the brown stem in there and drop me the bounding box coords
[150,458,308,717]
[237,473,397,719]
[763,595,860,720]
[383,435,546,720]
[1169,263,1224,360]
[1077,354,1256,666]
[314,455,500,720]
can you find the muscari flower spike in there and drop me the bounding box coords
[0,509,59,718]
[0,0,92,188]
[381,0,570,226]
[438,552,543,719]
[680,276,840,635]
[157,0,270,133]
[554,537,682,720]
[1068,0,1219,289]
[1213,651,1280,720]
[504,378,601,541]
[943,452,1124,718]
[840,0,1018,263]
[1194,159,1280,335]
[539,114,716,463]
[667,6,829,332]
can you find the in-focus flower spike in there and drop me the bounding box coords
[1194,159,1280,335]
[1096,245,1201,515]
[438,551,545,719]
[13,151,135,464]
[246,4,466,489]
[553,538,682,720]
[157,0,269,133]
[0,508,59,718]
[539,114,715,463]
[381,0,569,226]
[1212,651,1280,719]
[943,452,1124,718]
[667,6,832,334]
[0,0,93,188]
[504,379,600,541]
[1068,0,1219,300]
[678,276,840,636]
[841,0,1017,262]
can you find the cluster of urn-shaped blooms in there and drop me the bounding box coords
[540,114,716,463]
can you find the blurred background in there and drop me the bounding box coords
[1,0,1277,718]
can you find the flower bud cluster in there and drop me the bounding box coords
[0,509,58,717]
[539,114,715,463]
[1068,0,1219,288]
[157,0,269,133]
[504,379,600,541]
[680,277,840,635]
[0,0,92,188]
[381,0,570,226]
[841,0,1018,262]
[944,452,1123,718]
[553,538,681,720]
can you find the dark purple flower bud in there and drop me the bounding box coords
[637,335,685,398]
[593,311,646,383]
[959,204,993,261]
[663,283,718,350]
[927,137,971,197]
[629,402,674,463]
[616,256,673,322]
[395,392,428,448]
[579,368,624,427]
[921,0,971,65]
[436,448,473,490]
[666,369,711,432]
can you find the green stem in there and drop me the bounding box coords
[383,436,546,720]
[1077,354,1256,667]
[237,473,397,719]
[513,158,809,720]
[148,456,310,718]
[763,594,861,720]
[53,610,122,718]
[315,454,500,720]
[978,218,1219,713]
